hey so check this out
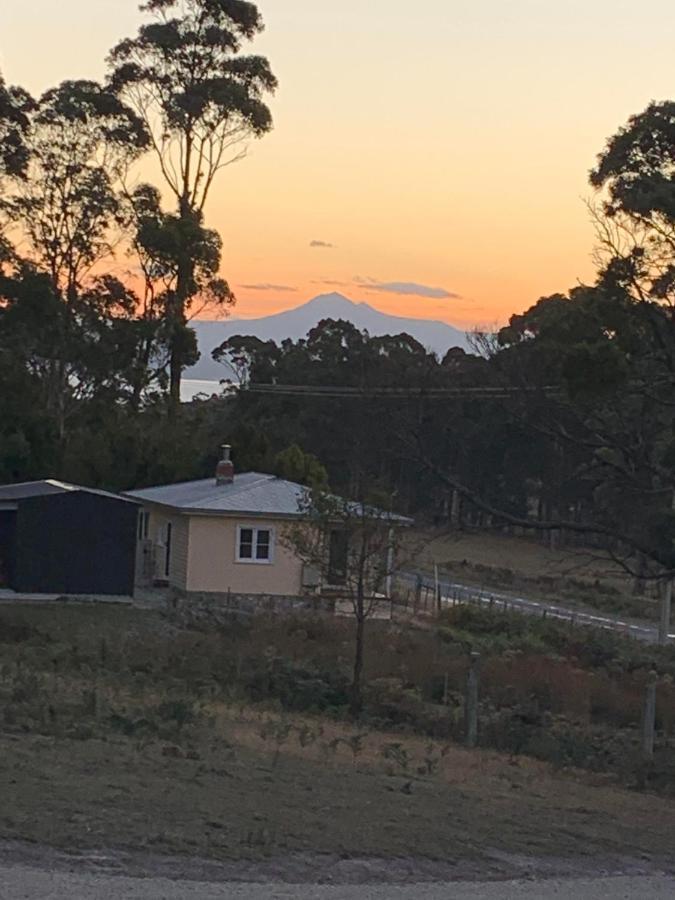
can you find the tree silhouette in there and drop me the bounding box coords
[0,73,31,180]
[108,0,277,409]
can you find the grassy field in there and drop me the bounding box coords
[1,600,675,878]
[3,708,675,877]
[406,529,658,620]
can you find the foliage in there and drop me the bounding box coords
[273,444,328,489]
[4,601,675,786]
[108,0,277,405]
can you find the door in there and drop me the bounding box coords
[153,521,173,584]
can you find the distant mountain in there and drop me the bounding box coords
[186,293,470,381]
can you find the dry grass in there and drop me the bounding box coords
[2,706,675,869]
[2,600,675,871]
[406,528,658,618]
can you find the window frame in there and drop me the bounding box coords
[235,524,275,565]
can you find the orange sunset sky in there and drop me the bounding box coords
[2,1,675,329]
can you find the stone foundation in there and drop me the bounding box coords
[169,589,335,624]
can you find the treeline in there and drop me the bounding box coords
[212,282,675,581]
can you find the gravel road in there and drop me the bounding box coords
[1,867,675,900]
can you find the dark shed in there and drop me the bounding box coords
[0,480,138,596]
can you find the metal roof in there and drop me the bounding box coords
[126,472,412,523]
[126,473,308,517]
[0,480,138,505]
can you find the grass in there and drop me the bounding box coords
[406,528,659,620]
[2,598,675,869]
[3,708,675,870]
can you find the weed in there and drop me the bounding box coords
[381,742,410,773]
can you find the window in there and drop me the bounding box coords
[236,526,274,564]
[328,529,349,585]
[137,511,150,541]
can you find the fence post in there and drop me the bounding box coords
[642,669,658,760]
[465,651,481,749]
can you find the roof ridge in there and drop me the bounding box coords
[209,473,275,499]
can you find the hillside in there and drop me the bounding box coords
[2,599,675,888]
[186,293,469,381]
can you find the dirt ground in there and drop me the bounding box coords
[1,708,675,885]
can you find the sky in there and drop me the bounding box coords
[1,1,675,329]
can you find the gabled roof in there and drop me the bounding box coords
[126,472,412,523]
[0,480,138,505]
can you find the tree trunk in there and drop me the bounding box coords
[168,279,189,414]
[169,344,183,411]
[659,579,672,646]
[168,200,195,414]
[350,526,369,718]
[130,333,154,413]
[350,610,365,718]
[632,553,648,597]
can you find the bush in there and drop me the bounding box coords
[364,677,457,739]
[244,656,351,713]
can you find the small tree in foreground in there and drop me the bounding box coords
[285,484,410,717]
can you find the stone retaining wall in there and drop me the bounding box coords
[169,589,336,624]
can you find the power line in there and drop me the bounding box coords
[246,383,563,399]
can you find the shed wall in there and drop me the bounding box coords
[0,510,17,588]
[14,491,137,595]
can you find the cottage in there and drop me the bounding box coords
[0,480,138,597]
[127,447,410,602]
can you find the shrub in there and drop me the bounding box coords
[244,656,350,713]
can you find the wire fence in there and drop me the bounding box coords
[394,570,660,643]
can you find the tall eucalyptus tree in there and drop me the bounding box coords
[108,0,277,408]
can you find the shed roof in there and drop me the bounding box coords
[0,480,138,505]
[126,472,411,523]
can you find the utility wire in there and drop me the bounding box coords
[246,383,563,399]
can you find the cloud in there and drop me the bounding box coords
[353,277,461,300]
[310,240,335,249]
[239,283,298,293]
[311,278,349,287]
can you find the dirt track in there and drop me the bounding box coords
[1,866,675,900]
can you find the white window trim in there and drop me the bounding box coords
[235,524,276,565]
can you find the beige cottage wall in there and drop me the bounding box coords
[185,516,303,596]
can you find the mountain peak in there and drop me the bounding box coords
[187,293,470,381]
[305,292,359,311]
